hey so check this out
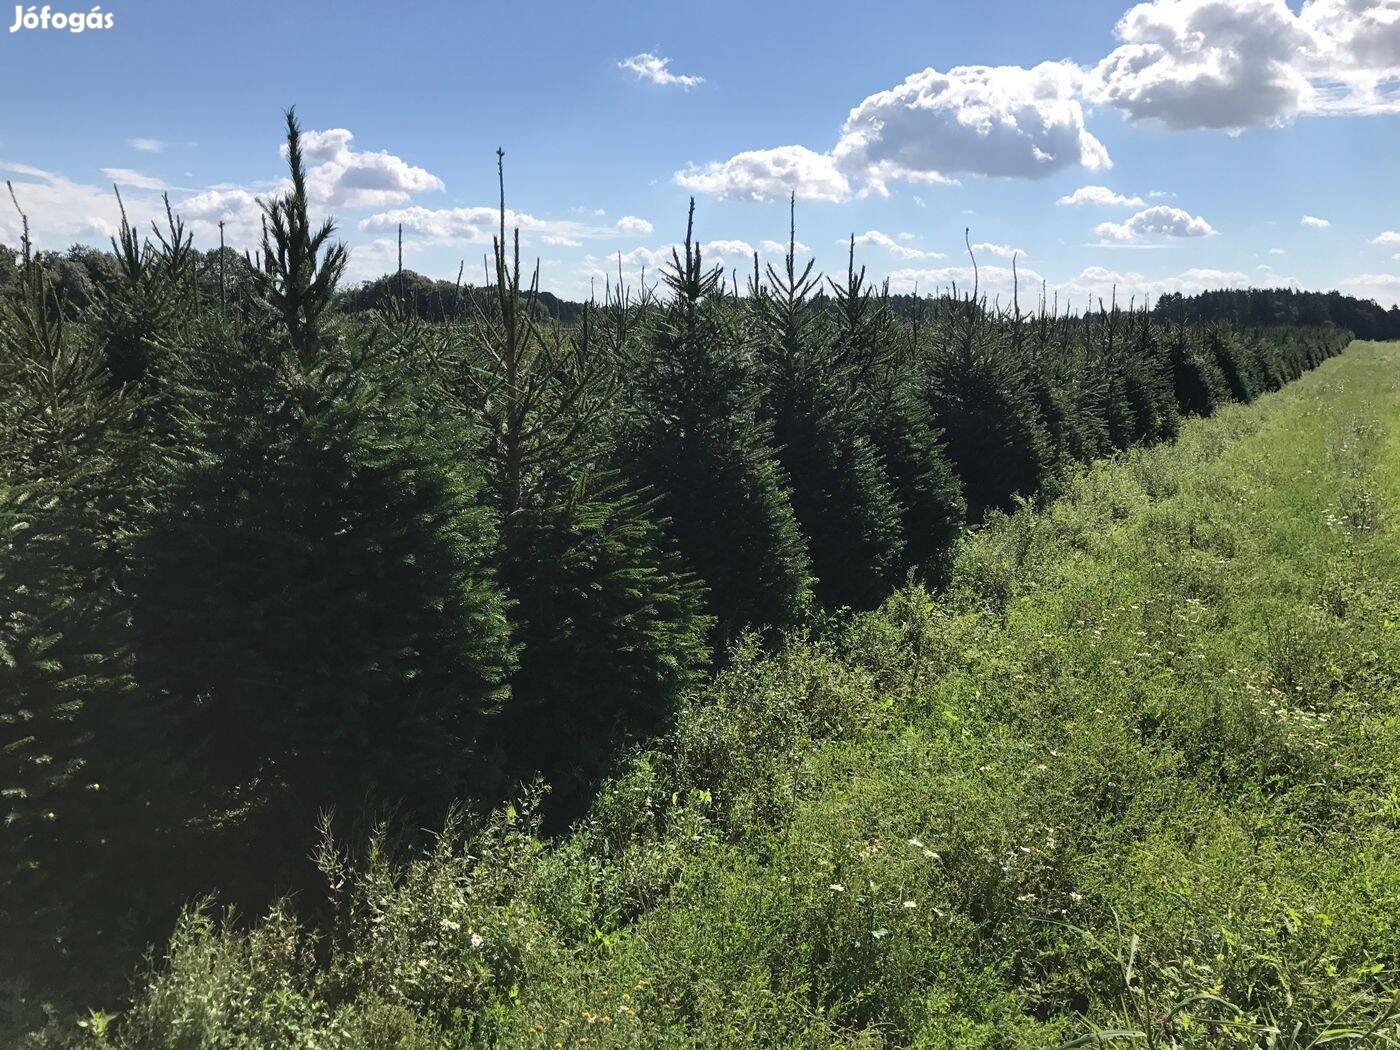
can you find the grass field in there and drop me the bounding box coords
[81,342,1400,1047]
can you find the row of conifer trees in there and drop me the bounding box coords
[0,112,1350,992]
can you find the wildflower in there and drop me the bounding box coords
[440,918,460,932]
[907,837,925,849]
[829,883,845,893]
[903,900,917,909]
[470,931,484,948]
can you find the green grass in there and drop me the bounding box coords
[59,343,1400,1047]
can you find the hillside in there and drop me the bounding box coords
[90,341,1400,1047]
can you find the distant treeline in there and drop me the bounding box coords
[8,240,1397,338]
[1155,287,1400,341]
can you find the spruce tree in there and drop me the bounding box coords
[0,194,135,982]
[1163,315,1228,416]
[920,257,1051,520]
[750,202,903,610]
[132,111,514,826]
[621,200,810,642]
[443,153,711,806]
[829,240,963,587]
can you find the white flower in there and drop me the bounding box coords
[440,918,460,932]
[903,900,917,909]
[470,931,484,948]
[829,883,845,893]
[907,838,925,849]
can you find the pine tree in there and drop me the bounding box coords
[131,111,514,826]
[621,200,810,642]
[829,240,963,587]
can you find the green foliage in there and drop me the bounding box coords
[441,161,712,805]
[751,206,905,609]
[130,115,513,825]
[0,237,136,985]
[922,297,1052,519]
[620,201,811,641]
[93,342,1397,1049]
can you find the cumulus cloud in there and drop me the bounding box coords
[1371,230,1400,246]
[833,62,1110,192]
[1269,246,1288,254]
[283,128,444,209]
[363,204,647,249]
[618,53,704,89]
[177,186,267,248]
[1088,0,1316,130]
[0,162,155,245]
[101,168,170,191]
[1301,214,1331,227]
[851,229,944,259]
[674,146,851,203]
[971,241,1027,259]
[1057,184,1147,207]
[1094,204,1217,242]
[762,238,811,255]
[615,215,653,235]
[1338,272,1400,306]
[129,137,166,153]
[1088,0,1400,131]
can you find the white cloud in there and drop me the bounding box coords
[1088,0,1400,131]
[177,186,267,248]
[1057,184,1146,207]
[674,146,851,203]
[851,229,944,259]
[129,137,166,153]
[1338,272,1400,307]
[618,53,704,89]
[363,205,651,250]
[1269,246,1287,254]
[282,128,444,209]
[1094,204,1217,242]
[833,62,1110,192]
[971,241,1027,259]
[615,215,653,235]
[762,238,811,255]
[1371,230,1400,246]
[1301,214,1331,227]
[0,162,156,245]
[101,167,169,191]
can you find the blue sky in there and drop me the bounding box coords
[4,0,1400,306]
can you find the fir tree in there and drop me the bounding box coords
[621,200,811,642]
